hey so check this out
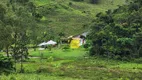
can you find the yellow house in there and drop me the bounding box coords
[70,38,80,49]
[69,32,88,49]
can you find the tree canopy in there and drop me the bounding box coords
[89,0,142,60]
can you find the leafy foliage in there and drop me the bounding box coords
[0,0,39,72]
[0,54,14,74]
[0,0,127,73]
[89,1,142,60]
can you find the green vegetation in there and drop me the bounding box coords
[0,49,142,80]
[89,0,142,60]
[29,48,86,59]
[31,0,127,36]
[1,0,142,80]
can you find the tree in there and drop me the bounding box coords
[0,4,14,58]
[8,2,37,72]
[0,25,13,58]
[11,32,29,72]
[89,0,142,60]
[0,0,38,72]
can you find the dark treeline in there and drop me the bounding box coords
[89,0,142,60]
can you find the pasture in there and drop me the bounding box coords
[0,48,142,80]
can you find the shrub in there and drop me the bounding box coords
[84,44,89,49]
[10,76,16,80]
[61,44,70,51]
[47,56,54,62]
[69,2,73,6]
[134,58,142,63]
[72,0,84,2]
[90,0,99,4]
[89,46,96,56]
[36,66,55,73]
[0,54,14,74]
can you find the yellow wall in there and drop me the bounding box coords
[70,38,80,49]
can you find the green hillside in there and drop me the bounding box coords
[31,0,127,36]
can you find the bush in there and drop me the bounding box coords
[72,0,84,2]
[90,0,99,4]
[47,56,54,62]
[61,44,70,51]
[69,2,73,6]
[10,76,16,80]
[36,66,55,73]
[113,55,121,60]
[83,44,89,49]
[134,58,142,63]
[0,54,14,74]
[89,46,96,56]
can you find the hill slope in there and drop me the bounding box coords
[32,0,127,37]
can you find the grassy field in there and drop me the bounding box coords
[0,48,142,80]
[29,48,86,59]
[30,0,127,36]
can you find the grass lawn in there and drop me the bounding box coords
[29,48,87,59]
[1,47,142,80]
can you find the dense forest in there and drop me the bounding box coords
[89,0,142,60]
